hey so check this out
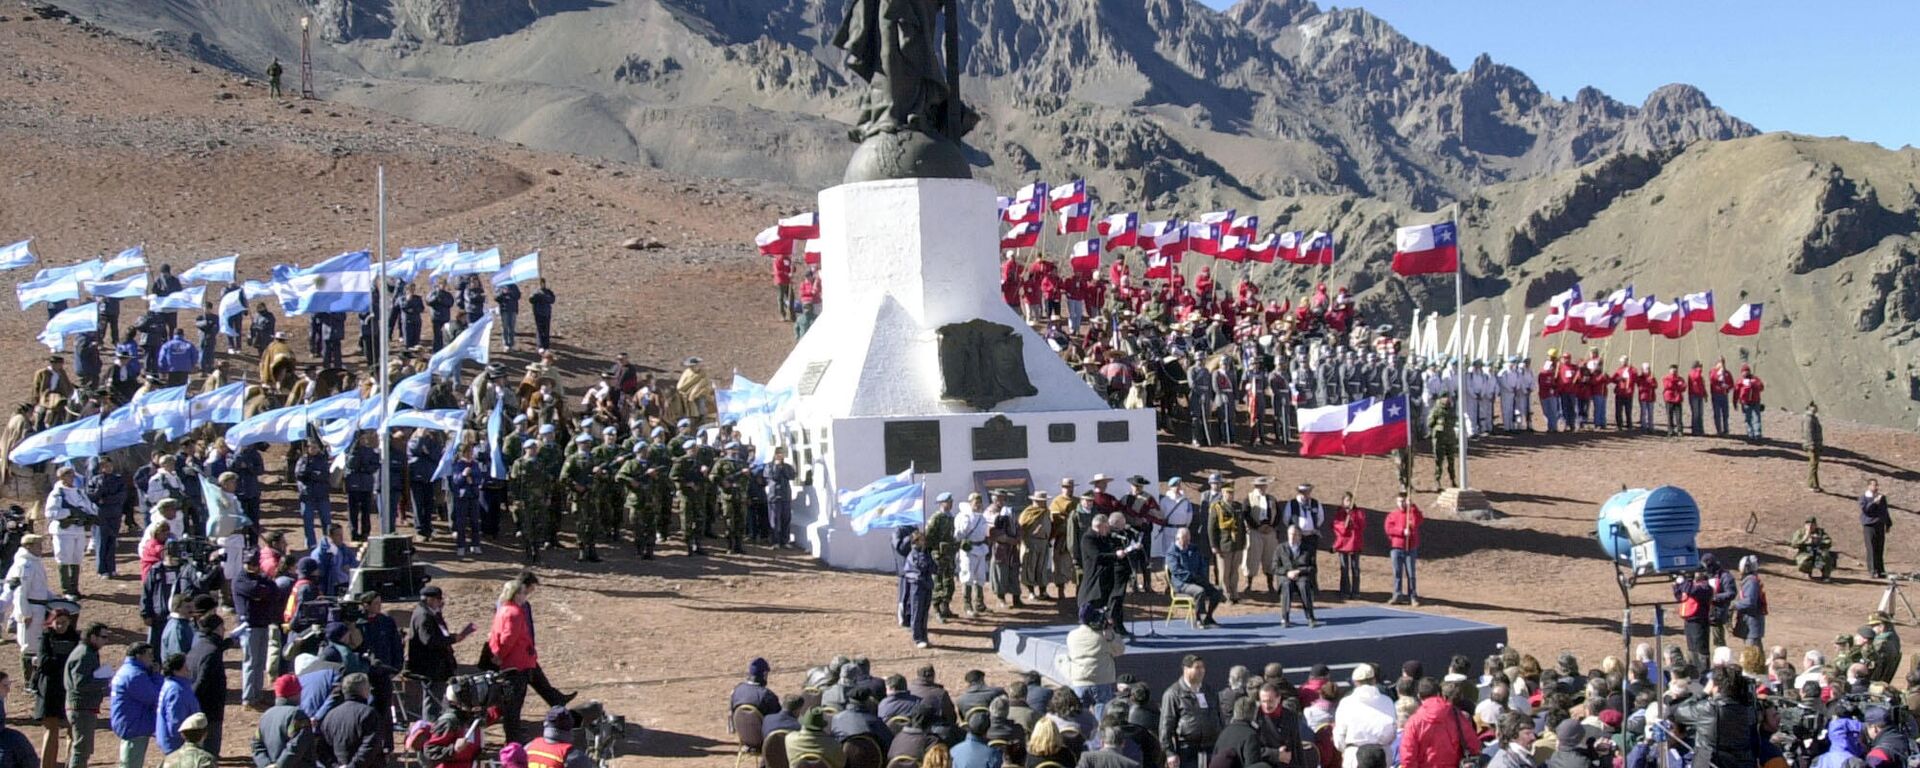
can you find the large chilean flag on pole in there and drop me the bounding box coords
[1298,395,1411,457]
[1719,302,1763,336]
[1391,221,1459,276]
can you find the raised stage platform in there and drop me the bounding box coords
[993,606,1508,691]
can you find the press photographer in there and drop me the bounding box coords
[44,465,96,600]
[1669,664,1760,768]
[422,671,505,768]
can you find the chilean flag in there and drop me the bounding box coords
[1014,181,1049,203]
[1047,180,1087,211]
[1548,284,1583,311]
[1302,231,1335,266]
[1622,296,1655,331]
[1681,290,1715,322]
[1541,303,1572,336]
[1185,221,1222,257]
[1215,234,1249,263]
[777,211,820,240]
[1246,233,1279,264]
[1141,221,1187,259]
[1390,221,1457,276]
[1001,198,1043,225]
[1145,251,1175,279]
[1000,221,1041,250]
[1579,303,1622,339]
[1057,202,1093,235]
[1227,215,1259,238]
[1601,286,1634,315]
[1273,231,1309,264]
[1069,239,1103,273]
[804,244,822,266]
[1299,395,1410,457]
[1647,300,1692,339]
[1098,212,1139,247]
[755,226,794,257]
[1719,302,1763,336]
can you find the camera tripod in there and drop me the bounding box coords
[1878,575,1918,623]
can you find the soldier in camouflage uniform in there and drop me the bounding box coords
[924,492,959,623]
[560,434,602,562]
[699,440,723,539]
[534,425,567,548]
[591,427,626,553]
[617,443,658,559]
[645,436,674,549]
[709,444,748,554]
[1866,611,1902,684]
[670,439,709,556]
[507,442,552,564]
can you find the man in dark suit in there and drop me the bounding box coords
[1277,525,1318,628]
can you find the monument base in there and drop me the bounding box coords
[994,606,1508,692]
[1433,488,1500,521]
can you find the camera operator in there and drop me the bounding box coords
[44,465,95,600]
[424,676,495,768]
[407,586,476,718]
[1670,664,1760,768]
[1862,706,1911,768]
[525,705,595,768]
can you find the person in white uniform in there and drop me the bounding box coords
[206,472,249,593]
[952,492,991,618]
[44,466,95,599]
[7,533,53,680]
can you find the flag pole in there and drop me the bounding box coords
[1452,202,1468,491]
[376,166,393,535]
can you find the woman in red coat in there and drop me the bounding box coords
[1331,492,1366,600]
[488,577,538,740]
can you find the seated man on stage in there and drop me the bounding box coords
[1277,525,1319,628]
[1167,527,1223,628]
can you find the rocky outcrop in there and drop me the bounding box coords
[1505,149,1673,266]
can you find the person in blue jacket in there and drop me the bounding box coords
[344,433,380,541]
[407,428,443,540]
[294,441,333,551]
[448,444,484,557]
[109,642,162,767]
[154,652,199,754]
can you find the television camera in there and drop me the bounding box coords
[570,699,633,768]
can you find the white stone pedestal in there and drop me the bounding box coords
[768,178,1160,572]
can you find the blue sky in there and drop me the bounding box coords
[1197,1,1916,149]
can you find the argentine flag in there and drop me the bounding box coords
[190,381,249,426]
[86,272,149,299]
[0,239,35,272]
[97,405,147,454]
[223,404,309,449]
[434,247,501,279]
[395,243,457,281]
[136,385,193,440]
[387,371,433,411]
[39,301,99,351]
[490,251,539,287]
[304,390,365,424]
[388,408,466,433]
[17,275,81,310]
[428,310,494,377]
[99,246,146,278]
[178,254,238,284]
[838,468,926,536]
[279,250,373,315]
[34,259,102,283]
[7,414,101,466]
[149,285,206,312]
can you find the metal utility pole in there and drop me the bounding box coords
[299,16,315,100]
[376,166,393,534]
[1452,201,1468,490]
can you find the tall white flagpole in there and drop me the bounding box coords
[1453,202,1468,490]
[376,167,393,534]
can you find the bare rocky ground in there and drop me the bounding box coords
[0,11,1915,767]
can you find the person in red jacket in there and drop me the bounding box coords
[1661,365,1687,437]
[795,268,822,339]
[1708,359,1736,436]
[1000,254,1022,309]
[1384,492,1422,606]
[771,251,794,322]
[1686,361,1708,436]
[1612,356,1637,430]
[489,576,538,741]
[1062,270,1089,332]
[1635,362,1658,433]
[1399,678,1475,768]
[1733,365,1766,439]
[1021,259,1048,321]
[1555,357,1582,430]
[1331,493,1366,600]
[1538,357,1561,432]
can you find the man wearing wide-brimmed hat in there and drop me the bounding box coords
[1018,491,1056,601]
